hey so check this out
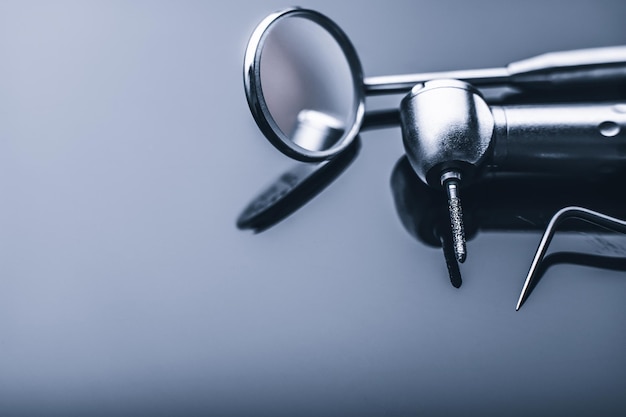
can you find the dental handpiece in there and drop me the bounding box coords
[366,46,626,95]
[400,79,626,262]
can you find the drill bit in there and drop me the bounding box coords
[441,171,467,263]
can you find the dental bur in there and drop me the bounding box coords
[441,171,466,263]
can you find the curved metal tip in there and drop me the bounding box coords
[515,206,626,311]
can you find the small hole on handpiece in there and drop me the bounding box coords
[598,121,620,137]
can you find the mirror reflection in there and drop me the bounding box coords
[237,138,360,233]
[259,15,356,152]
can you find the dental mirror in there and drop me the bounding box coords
[244,8,365,162]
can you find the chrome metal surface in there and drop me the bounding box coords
[491,103,626,175]
[365,45,626,95]
[399,80,626,183]
[290,110,345,152]
[365,68,510,95]
[516,207,626,311]
[399,80,494,187]
[397,79,626,265]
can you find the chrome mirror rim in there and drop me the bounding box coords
[243,7,365,162]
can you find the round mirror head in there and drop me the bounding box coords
[244,8,365,162]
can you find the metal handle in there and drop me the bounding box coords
[508,46,626,89]
[365,46,626,95]
[490,102,626,175]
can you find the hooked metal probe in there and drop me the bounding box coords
[516,206,626,311]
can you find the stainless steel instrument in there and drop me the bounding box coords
[240,7,626,308]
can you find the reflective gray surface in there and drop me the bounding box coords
[1,1,626,416]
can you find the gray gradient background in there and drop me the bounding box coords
[1,0,626,416]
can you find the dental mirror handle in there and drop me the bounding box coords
[365,45,626,95]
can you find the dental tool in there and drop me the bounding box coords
[240,7,626,296]
[516,207,626,310]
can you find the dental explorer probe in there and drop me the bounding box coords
[366,46,626,95]
[516,207,626,311]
